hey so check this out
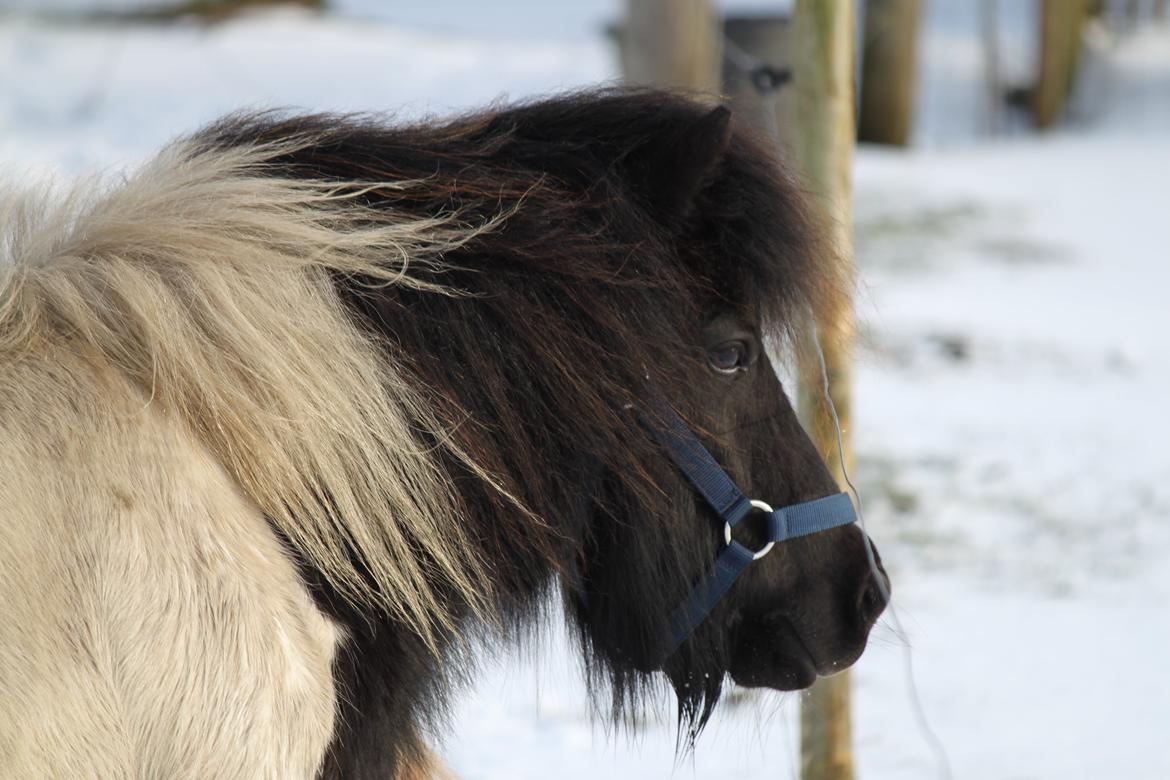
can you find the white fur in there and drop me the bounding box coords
[0,133,495,776]
[0,350,342,777]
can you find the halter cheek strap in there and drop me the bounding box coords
[645,399,857,657]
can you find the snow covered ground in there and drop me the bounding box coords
[2,2,1168,778]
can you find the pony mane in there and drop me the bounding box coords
[0,135,512,647]
[0,91,851,750]
[173,92,848,736]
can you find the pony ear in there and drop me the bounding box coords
[629,105,732,220]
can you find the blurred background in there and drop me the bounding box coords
[2,1,1167,778]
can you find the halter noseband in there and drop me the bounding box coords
[646,398,857,658]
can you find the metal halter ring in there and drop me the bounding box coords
[723,499,776,561]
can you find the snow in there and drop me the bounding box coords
[0,7,613,175]
[2,2,1169,778]
[850,136,1170,778]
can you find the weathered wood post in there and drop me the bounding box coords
[1033,0,1091,129]
[857,0,922,146]
[788,2,858,780]
[620,0,722,91]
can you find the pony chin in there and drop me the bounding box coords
[728,611,819,691]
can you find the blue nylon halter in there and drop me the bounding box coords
[645,399,858,657]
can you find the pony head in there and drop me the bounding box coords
[209,91,890,735]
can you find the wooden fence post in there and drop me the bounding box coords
[857,0,923,146]
[1033,0,1091,129]
[787,2,858,780]
[620,0,722,91]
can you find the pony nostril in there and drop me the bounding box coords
[857,569,890,626]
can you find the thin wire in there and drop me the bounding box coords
[810,325,953,780]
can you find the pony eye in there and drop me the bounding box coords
[708,341,748,375]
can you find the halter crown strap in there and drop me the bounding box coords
[644,398,857,657]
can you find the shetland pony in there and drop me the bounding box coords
[0,90,887,778]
